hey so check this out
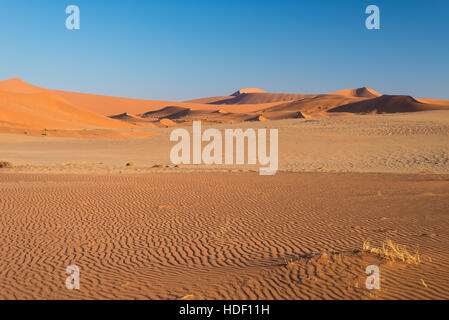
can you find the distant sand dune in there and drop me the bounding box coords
[417,98,449,106]
[262,94,369,116]
[207,92,316,105]
[1,78,448,138]
[331,87,381,98]
[0,77,44,94]
[109,113,157,127]
[187,87,316,105]
[142,106,192,119]
[231,88,268,96]
[0,85,131,130]
[328,95,449,114]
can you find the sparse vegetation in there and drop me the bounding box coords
[363,239,421,265]
[152,164,163,168]
[0,161,13,168]
[42,129,49,136]
[126,162,136,167]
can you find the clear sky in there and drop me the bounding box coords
[0,0,448,100]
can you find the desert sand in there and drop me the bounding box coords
[1,110,448,175]
[1,78,449,300]
[0,172,448,299]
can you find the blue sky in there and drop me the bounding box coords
[0,0,448,100]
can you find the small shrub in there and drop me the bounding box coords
[152,164,163,168]
[0,161,13,168]
[362,239,421,265]
[126,162,136,167]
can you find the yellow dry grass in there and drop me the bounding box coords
[363,239,421,265]
[0,161,13,168]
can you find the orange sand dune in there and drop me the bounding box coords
[0,80,132,131]
[187,87,315,105]
[418,98,449,106]
[206,92,315,105]
[328,95,449,114]
[50,89,212,116]
[331,87,381,98]
[109,113,157,127]
[136,106,256,124]
[0,77,45,94]
[51,89,282,116]
[185,96,235,104]
[141,106,192,119]
[188,87,380,106]
[2,78,448,135]
[261,94,369,117]
[231,88,268,95]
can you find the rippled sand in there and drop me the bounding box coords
[0,172,448,299]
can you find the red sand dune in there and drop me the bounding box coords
[331,87,381,98]
[142,106,192,119]
[51,89,282,116]
[187,88,316,105]
[328,95,449,114]
[418,98,449,107]
[184,96,234,104]
[210,92,316,105]
[231,88,268,95]
[0,77,44,94]
[50,89,212,116]
[261,94,369,117]
[1,78,448,136]
[0,78,131,130]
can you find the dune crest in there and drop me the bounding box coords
[0,90,131,130]
[0,78,45,94]
[231,88,267,96]
[328,95,448,114]
[331,87,381,98]
[1,78,448,138]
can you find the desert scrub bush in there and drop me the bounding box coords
[152,164,164,168]
[363,239,421,265]
[0,161,13,168]
[126,162,136,167]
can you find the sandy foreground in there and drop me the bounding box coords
[0,172,448,300]
[0,111,448,300]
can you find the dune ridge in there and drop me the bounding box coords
[0,86,131,130]
[328,95,448,114]
[331,87,381,98]
[1,78,448,138]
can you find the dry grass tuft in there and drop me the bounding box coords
[0,161,13,168]
[363,239,421,265]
